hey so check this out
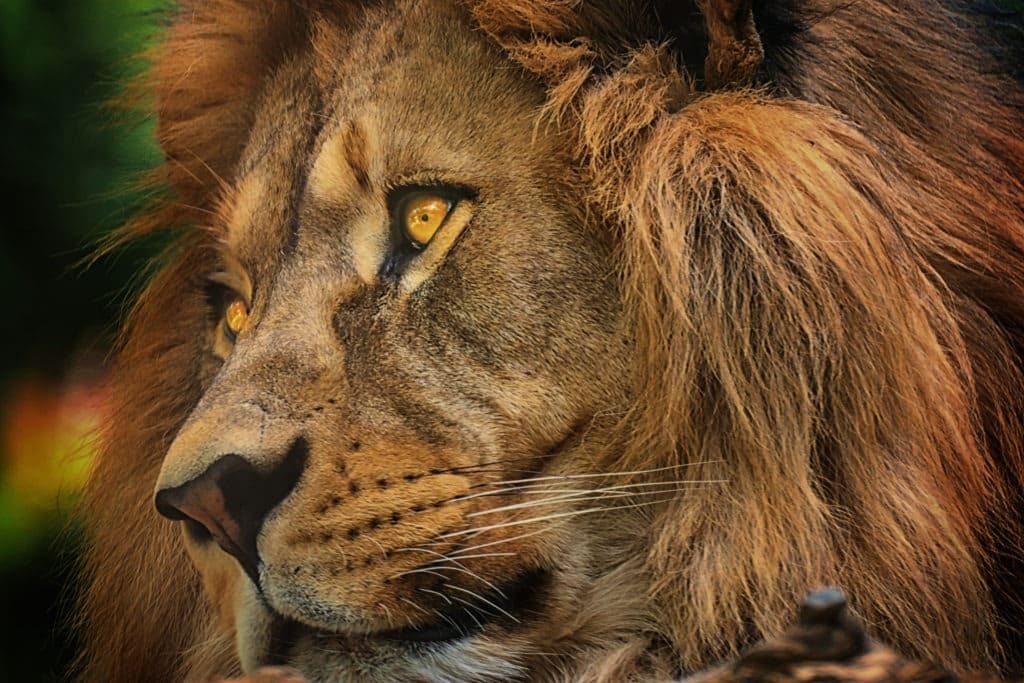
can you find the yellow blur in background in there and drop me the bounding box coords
[0,370,102,562]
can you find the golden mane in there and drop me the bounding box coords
[76,0,1024,679]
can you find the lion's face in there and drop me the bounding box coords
[152,2,641,679]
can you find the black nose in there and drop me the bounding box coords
[155,437,309,583]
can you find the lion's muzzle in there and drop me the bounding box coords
[155,437,309,583]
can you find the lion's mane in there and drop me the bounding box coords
[76,1,1024,680]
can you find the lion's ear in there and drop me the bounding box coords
[148,0,313,207]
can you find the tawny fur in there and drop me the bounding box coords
[76,1,1024,681]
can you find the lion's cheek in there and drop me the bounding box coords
[254,485,471,632]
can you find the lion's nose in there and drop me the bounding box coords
[155,437,309,582]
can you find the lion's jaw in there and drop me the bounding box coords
[152,2,645,679]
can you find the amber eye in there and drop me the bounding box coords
[224,299,248,342]
[401,193,452,247]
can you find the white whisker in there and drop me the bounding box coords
[393,546,456,561]
[470,461,723,489]
[366,536,390,562]
[418,587,453,605]
[440,497,675,539]
[432,608,464,633]
[393,567,448,581]
[453,477,724,506]
[399,596,430,616]
[448,595,486,630]
[467,484,723,517]
[446,584,519,623]
[379,601,393,625]
[445,527,551,558]
[392,547,506,596]
[393,564,505,596]
[424,551,516,563]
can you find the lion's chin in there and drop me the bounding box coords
[238,568,552,677]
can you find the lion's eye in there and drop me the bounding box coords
[399,193,452,247]
[223,299,248,342]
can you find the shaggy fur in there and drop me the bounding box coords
[76,0,1024,681]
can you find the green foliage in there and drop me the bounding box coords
[0,0,162,382]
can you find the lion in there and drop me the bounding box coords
[74,0,1024,681]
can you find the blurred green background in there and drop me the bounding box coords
[0,0,161,679]
[1,0,1022,681]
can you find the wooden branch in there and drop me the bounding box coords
[684,589,1012,683]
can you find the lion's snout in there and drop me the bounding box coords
[155,437,309,582]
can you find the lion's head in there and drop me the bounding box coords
[76,1,1024,681]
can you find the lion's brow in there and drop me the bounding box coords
[339,120,372,192]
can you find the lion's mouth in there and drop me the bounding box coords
[381,567,549,643]
[265,568,550,662]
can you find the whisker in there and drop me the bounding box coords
[466,484,725,517]
[395,567,448,581]
[390,547,506,595]
[423,551,516,563]
[397,597,432,629]
[416,455,558,477]
[399,596,431,616]
[392,546,456,561]
[446,584,519,623]
[445,527,551,558]
[432,608,466,635]
[455,477,725,505]
[440,498,675,540]
[392,564,505,596]
[379,601,393,625]
[467,461,725,489]
[446,458,722,483]
[448,596,486,631]
[418,587,453,605]
[409,470,725,512]
[366,536,390,562]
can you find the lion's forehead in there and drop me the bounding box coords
[221,1,557,267]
